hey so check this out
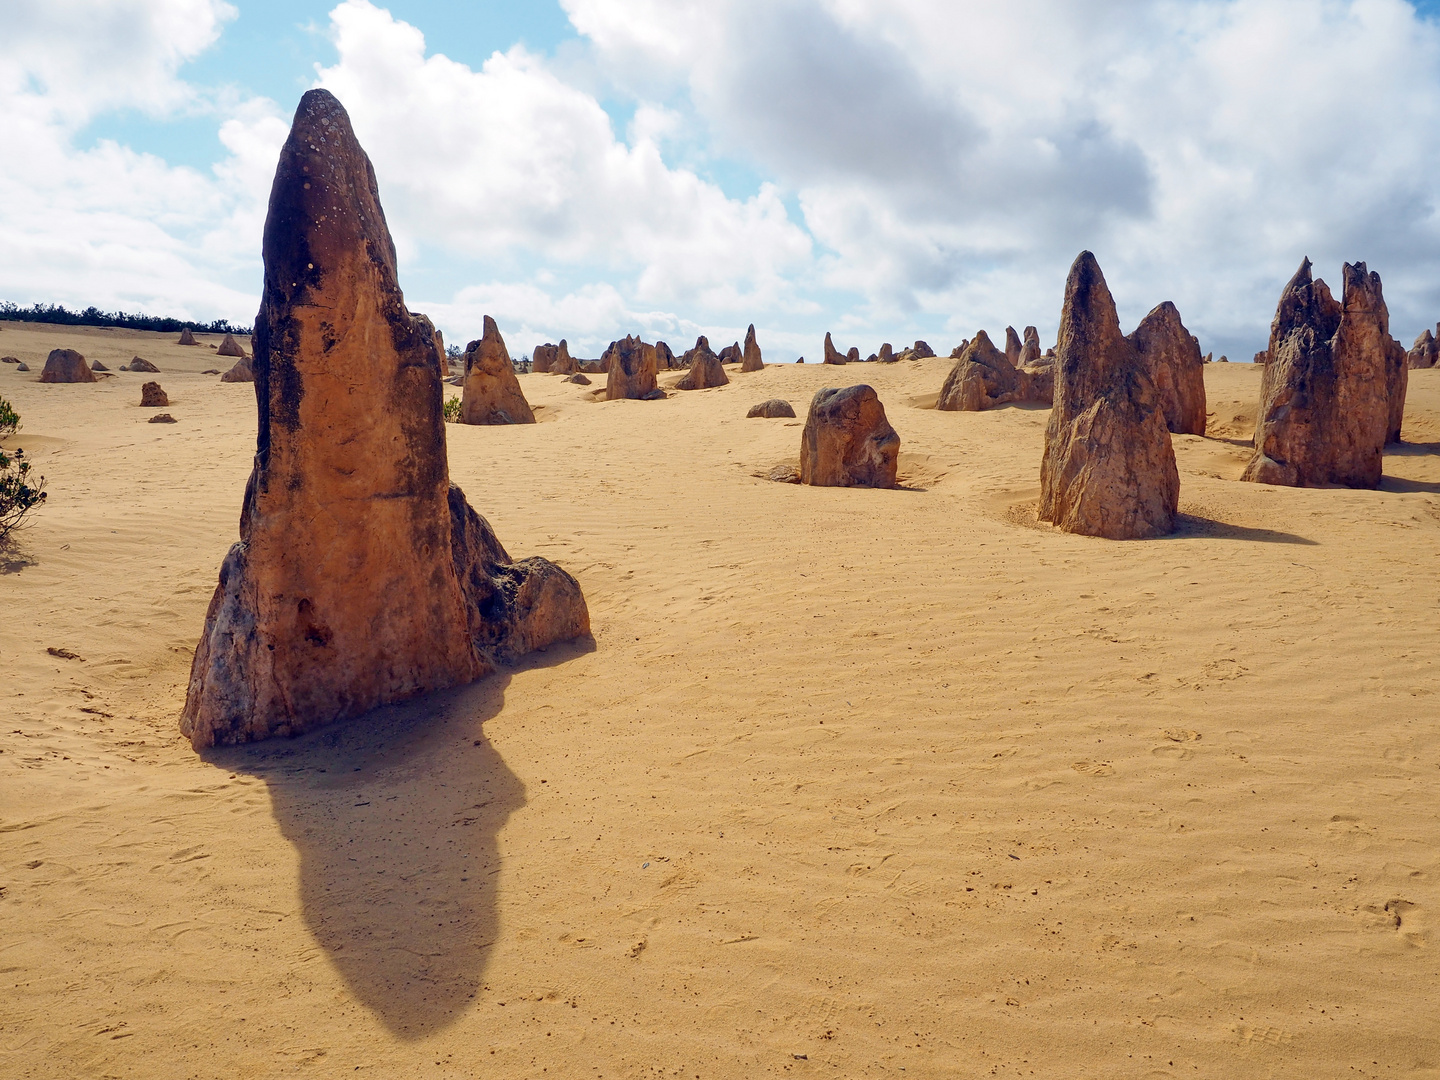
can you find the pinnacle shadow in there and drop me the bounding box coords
[1168,513,1318,545]
[206,664,562,1040]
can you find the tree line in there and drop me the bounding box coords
[0,301,251,336]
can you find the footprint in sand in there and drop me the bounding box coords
[1071,760,1114,776]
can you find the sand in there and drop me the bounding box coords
[2,319,1439,1078]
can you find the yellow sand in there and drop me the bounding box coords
[2,319,1439,1078]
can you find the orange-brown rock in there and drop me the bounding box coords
[719,342,742,364]
[1039,252,1178,539]
[911,340,935,359]
[605,335,659,400]
[39,348,96,383]
[180,89,587,750]
[1386,335,1407,445]
[846,347,861,363]
[1020,355,1056,404]
[741,324,764,371]
[676,336,728,389]
[178,328,198,345]
[878,343,895,363]
[1126,301,1206,436]
[1407,329,1437,369]
[217,334,246,358]
[1021,327,1042,365]
[1005,326,1023,366]
[140,381,168,407]
[461,316,535,425]
[221,355,255,382]
[534,339,575,375]
[937,330,1033,411]
[148,412,177,424]
[1253,349,1269,365]
[656,340,679,369]
[799,385,899,488]
[747,398,795,418]
[127,356,160,373]
[823,332,846,365]
[1243,259,1399,487]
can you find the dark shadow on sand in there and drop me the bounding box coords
[1378,475,1440,494]
[0,536,36,574]
[207,636,594,1040]
[1168,513,1318,545]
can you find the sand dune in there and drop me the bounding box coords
[3,318,1440,1077]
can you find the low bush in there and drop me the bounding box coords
[0,397,46,540]
[442,395,462,423]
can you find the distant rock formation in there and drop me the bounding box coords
[911,340,935,359]
[221,355,254,382]
[40,348,96,383]
[181,89,587,750]
[823,332,847,365]
[656,340,679,369]
[140,381,168,407]
[676,336,728,389]
[14,362,28,372]
[1005,326,1023,367]
[1021,327,1042,365]
[566,372,591,385]
[533,340,575,375]
[747,398,795,418]
[217,334,246,358]
[604,335,659,400]
[937,330,1046,411]
[1126,302,1207,436]
[1253,349,1269,365]
[1039,251,1178,539]
[1407,328,1437,369]
[90,359,110,372]
[846,347,860,363]
[127,356,160,373]
[1244,259,1401,487]
[0,355,17,364]
[461,317,536,425]
[741,324,764,371]
[799,385,899,488]
[148,413,177,424]
[1386,332,1408,445]
[796,356,805,363]
[877,343,895,363]
[178,328,198,346]
[719,342,742,364]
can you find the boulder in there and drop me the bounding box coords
[1243,259,1397,487]
[864,353,878,364]
[656,340,679,369]
[799,385,900,488]
[1020,355,1056,404]
[1406,328,1437,369]
[0,355,17,363]
[178,328,198,345]
[39,348,96,383]
[719,342,742,364]
[604,335,659,400]
[823,332,847,365]
[741,324,764,371]
[1218,355,1229,362]
[912,340,935,359]
[846,347,861,364]
[460,316,536,424]
[15,362,29,372]
[1039,251,1179,540]
[202,368,221,375]
[566,372,591,385]
[140,381,169,407]
[128,356,160,373]
[148,413,177,424]
[937,330,1034,411]
[217,334,246,358]
[878,343,895,363]
[91,359,110,372]
[1126,301,1207,436]
[221,355,255,382]
[747,398,796,418]
[180,88,587,750]
[1004,326,1023,367]
[676,336,728,389]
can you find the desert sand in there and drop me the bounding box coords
[2,317,1439,1078]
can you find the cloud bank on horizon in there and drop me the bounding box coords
[2,0,1440,361]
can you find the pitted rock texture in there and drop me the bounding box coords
[40,349,96,383]
[605,335,659,400]
[742,324,764,371]
[823,332,847,365]
[1039,251,1179,539]
[461,316,535,425]
[1126,301,1207,436]
[676,336,728,390]
[747,398,796,418]
[181,89,587,751]
[140,381,168,407]
[1244,259,1399,487]
[217,334,246,358]
[799,385,900,488]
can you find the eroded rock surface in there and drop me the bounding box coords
[823,332,847,365]
[461,316,535,425]
[1039,252,1178,539]
[1021,327,1042,365]
[656,340,678,369]
[178,328,198,345]
[217,334,246,358]
[799,385,899,488]
[1126,301,1207,436]
[719,342,742,365]
[181,89,587,750]
[676,336,728,389]
[938,331,1032,411]
[747,398,795,418]
[1244,259,1400,487]
[1005,327,1023,367]
[40,349,95,383]
[1407,329,1437,369]
[221,355,255,382]
[140,381,168,407]
[605,335,659,400]
[742,324,764,371]
[128,356,160,373]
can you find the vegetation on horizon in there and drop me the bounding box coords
[0,397,47,541]
[0,301,251,337]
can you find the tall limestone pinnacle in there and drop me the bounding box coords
[180,89,588,749]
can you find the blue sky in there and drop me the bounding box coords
[8,0,1440,361]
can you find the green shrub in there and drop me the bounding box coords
[0,398,18,437]
[442,395,462,423]
[0,398,45,540]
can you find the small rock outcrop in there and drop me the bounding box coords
[656,340,678,369]
[823,332,847,365]
[39,348,96,383]
[604,335,659,400]
[1021,327,1042,365]
[1039,252,1179,539]
[91,359,110,372]
[937,331,1034,411]
[1253,349,1270,365]
[1407,329,1437,369]
[878,343,895,363]
[795,356,805,364]
[566,372,591,385]
[128,356,160,373]
[178,328,198,345]
[1126,302,1207,436]
[140,381,169,407]
[534,340,575,375]
[676,336,728,389]
[911,340,935,359]
[217,334,246,358]
[1005,326,1023,366]
[719,342,742,364]
[741,325,764,371]
[181,89,587,750]
[1243,259,1402,487]
[799,385,900,488]
[148,413,177,424]
[747,398,796,418]
[461,317,536,424]
[221,355,255,382]
[15,362,29,371]
[0,355,17,364]
[846,347,861,364]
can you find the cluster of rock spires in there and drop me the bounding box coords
[180,89,589,750]
[821,333,934,365]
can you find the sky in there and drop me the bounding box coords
[4,0,1440,362]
